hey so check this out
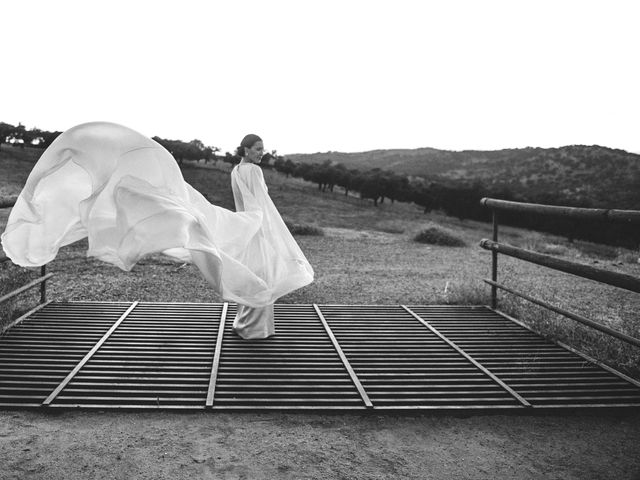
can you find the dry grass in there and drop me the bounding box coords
[0,144,41,198]
[494,256,640,378]
[0,263,40,332]
[1,157,639,378]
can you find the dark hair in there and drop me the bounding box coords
[236,134,262,157]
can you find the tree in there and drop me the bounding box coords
[357,171,383,206]
[205,145,220,163]
[0,122,15,145]
[293,162,312,181]
[410,183,438,213]
[152,137,190,164]
[334,164,354,196]
[13,123,26,148]
[391,175,411,203]
[317,160,339,192]
[40,130,62,148]
[186,139,206,162]
[22,127,43,147]
[223,152,239,165]
[282,159,296,178]
[261,152,274,169]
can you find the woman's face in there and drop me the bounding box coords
[245,140,264,163]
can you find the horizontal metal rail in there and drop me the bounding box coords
[0,300,52,336]
[481,197,640,224]
[479,239,640,294]
[489,307,640,389]
[483,279,640,348]
[480,198,640,353]
[0,273,54,305]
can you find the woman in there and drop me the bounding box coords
[230,134,296,339]
[1,123,314,339]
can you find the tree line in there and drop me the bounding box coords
[0,122,62,149]
[0,121,224,164]
[151,137,220,165]
[261,157,639,249]
[3,120,637,248]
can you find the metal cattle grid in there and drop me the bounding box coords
[0,302,638,411]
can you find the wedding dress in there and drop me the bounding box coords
[230,162,299,339]
[0,122,314,322]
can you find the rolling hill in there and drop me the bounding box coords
[286,145,640,209]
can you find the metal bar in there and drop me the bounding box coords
[483,280,640,348]
[480,239,640,294]
[480,197,640,224]
[2,301,637,411]
[491,210,498,309]
[402,305,531,407]
[0,273,54,305]
[313,304,373,408]
[42,301,139,406]
[489,307,640,388]
[40,265,47,303]
[206,302,228,407]
[0,301,52,336]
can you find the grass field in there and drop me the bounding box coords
[1,147,639,379]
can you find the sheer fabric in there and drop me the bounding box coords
[1,121,314,308]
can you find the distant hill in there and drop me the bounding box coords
[286,145,640,209]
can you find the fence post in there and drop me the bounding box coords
[40,265,46,303]
[491,210,498,309]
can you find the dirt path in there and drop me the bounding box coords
[1,410,639,480]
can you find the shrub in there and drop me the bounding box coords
[284,220,324,236]
[413,226,466,247]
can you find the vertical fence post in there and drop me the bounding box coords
[40,265,47,304]
[491,210,498,309]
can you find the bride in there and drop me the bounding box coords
[0,122,314,339]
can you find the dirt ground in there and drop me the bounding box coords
[2,152,640,480]
[1,409,639,480]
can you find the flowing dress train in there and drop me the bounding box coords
[0,122,314,325]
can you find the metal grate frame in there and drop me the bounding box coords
[1,302,639,411]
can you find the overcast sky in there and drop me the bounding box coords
[2,0,638,155]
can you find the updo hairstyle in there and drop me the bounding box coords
[236,134,262,157]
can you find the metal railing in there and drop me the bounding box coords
[1,196,53,334]
[479,197,640,348]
